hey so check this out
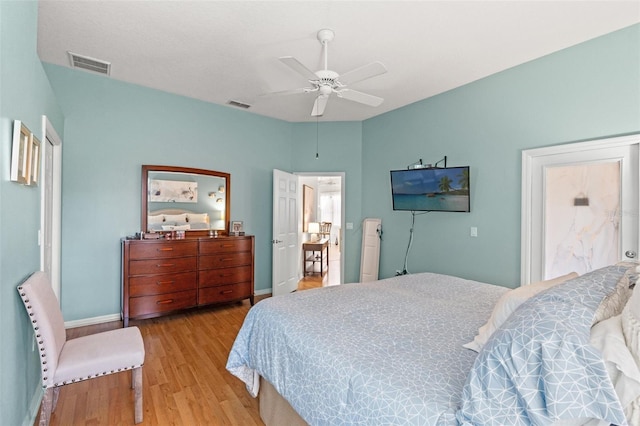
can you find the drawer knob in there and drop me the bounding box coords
[157,263,175,268]
[220,290,233,295]
[156,280,175,286]
[158,247,174,251]
[156,299,174,305]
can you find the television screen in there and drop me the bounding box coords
[390,166,470,212]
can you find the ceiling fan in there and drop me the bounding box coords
[271,29,387,117]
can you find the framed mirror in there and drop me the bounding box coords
[141,165,230,235]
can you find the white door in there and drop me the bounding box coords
[522,134,639,284]
[272,169,300,296]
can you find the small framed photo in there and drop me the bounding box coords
[30,135,41,186]
[231,220,244,236]
[10,120,32,185]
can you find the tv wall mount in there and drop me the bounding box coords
[407,156,447,170]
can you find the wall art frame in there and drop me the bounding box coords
[303,184,315,232]
[10,120,32,185]
[30,134,41,186]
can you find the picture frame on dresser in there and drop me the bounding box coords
[231,220,244,236]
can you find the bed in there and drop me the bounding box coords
[147,208,210,231]
[227,264,640,425]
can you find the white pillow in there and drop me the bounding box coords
[161,224,191,231]
[164,213,187,223]
[592,313,640,424]
[187,213,208,223]
[148,214,164,224]
[463,272,578,352]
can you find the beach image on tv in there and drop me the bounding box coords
[391,167,470,212]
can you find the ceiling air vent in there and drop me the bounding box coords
[67,51,111,75]
[227,100,251,109]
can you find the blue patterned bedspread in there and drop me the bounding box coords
[226,273,507,425]
[457,264,629,425]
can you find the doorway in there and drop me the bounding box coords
[296,172,344,289]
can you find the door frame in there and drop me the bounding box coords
[41,115,62,299]
[521,133,640,285]
[295,171,345,285]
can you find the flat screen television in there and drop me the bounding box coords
[390,166,470,212]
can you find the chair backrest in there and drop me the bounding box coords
[320,222,332,234]
[17,271,67,388]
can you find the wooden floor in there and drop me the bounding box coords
[40,298,268,425]
[39,244,342,425]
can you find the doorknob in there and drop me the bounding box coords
[625,250,637,259]
[272,239,283,244]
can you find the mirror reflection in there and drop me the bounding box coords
[142,165,230,234]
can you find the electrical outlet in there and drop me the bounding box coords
[346,222,353,230]
[470,227,478,237]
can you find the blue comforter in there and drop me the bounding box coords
[227,273,507,425]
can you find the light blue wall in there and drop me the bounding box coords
[43,63,295,320]
[362,24,640,287]
[0,1,65,424]
[291,121,363,283]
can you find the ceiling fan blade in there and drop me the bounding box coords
[337,89,383,107]
[311,95,329,116]
[260,87,316,97]
[338,61,387,86]
[279,56,318,82]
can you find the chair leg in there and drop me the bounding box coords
[39,388,54,426]
[52,387,60,412]
[133,366,143,424]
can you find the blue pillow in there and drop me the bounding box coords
[457,264,630,425]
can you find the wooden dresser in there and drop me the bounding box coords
[121,235,254,326]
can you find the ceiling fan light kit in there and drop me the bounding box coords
[273,28,387,117]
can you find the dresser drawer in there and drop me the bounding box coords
[129,289,197,317]
[199,265,252,287]
[199,251,252,270]
[198,282,252,305]
[129,256,197,275]
[129,241,197,260]
[199,238,252,255]
[129,272,196,297]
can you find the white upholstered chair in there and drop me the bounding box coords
[17,271,145,425]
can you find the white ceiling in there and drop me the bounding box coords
[37,1,640,123]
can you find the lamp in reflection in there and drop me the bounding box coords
[308,222,320,242]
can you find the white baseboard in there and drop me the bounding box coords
[64,313,121,329]
[255,288,271,296]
